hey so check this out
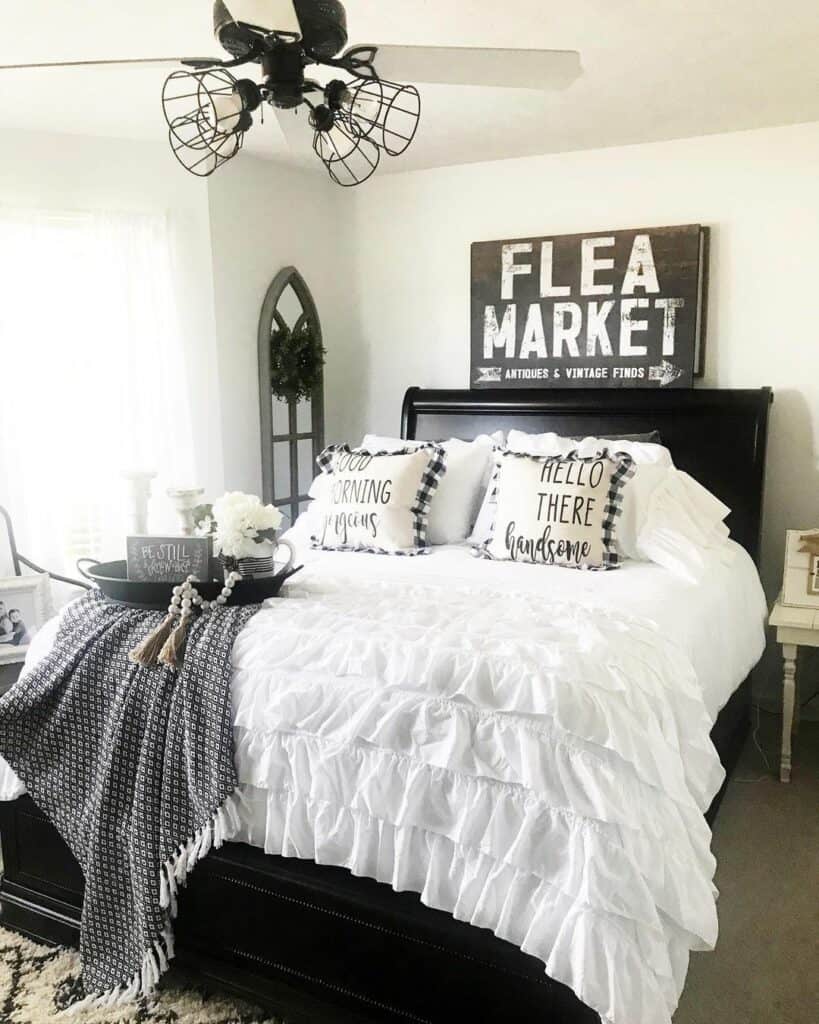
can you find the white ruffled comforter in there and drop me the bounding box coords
[230,571,723,1024]
[1,558,756,1024]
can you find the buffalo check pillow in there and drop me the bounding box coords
[474,449,635,569]
[311,443,447,554]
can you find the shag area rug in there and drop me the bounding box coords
[0,926,281,1024]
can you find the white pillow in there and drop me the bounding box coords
[505,429,673,559]
[469,480,499,546]
[295,440,732,579]
[506,429,673,466]
[474,449,635,570]
[361,432,502,545]
[310,443,446,554]
[503,428,734,577]
[636,469,733,581]
[283,501,322,551]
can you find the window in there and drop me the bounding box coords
[0,209,195,576]
[258,268,324,527]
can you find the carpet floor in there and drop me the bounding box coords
[675,716,819,1024]
[0,718,815,1024]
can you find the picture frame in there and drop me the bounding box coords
[782,528,819,609]
[809,554,819,597]
[0,574,55,666]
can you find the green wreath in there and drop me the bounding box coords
[270,320,325,403]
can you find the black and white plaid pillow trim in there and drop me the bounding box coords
[481,443,505,506]
[600,451,636,566]
[472,447,635,570]
[311,443,447,555]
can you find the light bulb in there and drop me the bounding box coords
[209,91,245,135]
[312,111,380,187]
[338,77,420,157]
[344,87,382,126]
[162,67,248,178]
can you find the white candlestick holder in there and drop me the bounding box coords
[122,471,157,536]
[167,488,206,537]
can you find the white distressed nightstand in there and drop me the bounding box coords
[768,597,815,781]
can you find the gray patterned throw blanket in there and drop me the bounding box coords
[0,590,258,1010]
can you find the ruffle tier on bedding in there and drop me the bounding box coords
[231,673,717,873]
[232,782,692,1024]
[232,726,717,950]
[232,581,723,811]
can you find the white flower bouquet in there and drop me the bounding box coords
[194,492,285,572]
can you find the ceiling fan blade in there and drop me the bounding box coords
[362,45,581,90]
[0,57,193,71]
[180,57,228,69]
[273,104,310,152]
[217,0,301,37]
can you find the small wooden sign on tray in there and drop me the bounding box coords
[126,536,212,583]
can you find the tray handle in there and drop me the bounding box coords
[76,558,101,582]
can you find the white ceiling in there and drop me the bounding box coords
[2,1,819,175]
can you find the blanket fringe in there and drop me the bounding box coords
[63,791,243,1015]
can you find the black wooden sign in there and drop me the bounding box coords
[470,223,707,389]
[126,536,212,583]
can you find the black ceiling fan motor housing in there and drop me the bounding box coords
[294,0,348,58]
[213,0,258,59]
[262,43,306,108]
[214,1,347,61]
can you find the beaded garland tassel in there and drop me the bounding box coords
[128,571,242,669]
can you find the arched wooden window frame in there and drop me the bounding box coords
[258,267,325,526]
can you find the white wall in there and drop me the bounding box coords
[206,156,356,496]
[346,121,819,611]
[0,129,224,505]
[7,122,819,704]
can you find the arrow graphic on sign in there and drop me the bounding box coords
[648,360,685,386]
[475,367,502,384]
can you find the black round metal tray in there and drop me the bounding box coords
[78,560,301,609]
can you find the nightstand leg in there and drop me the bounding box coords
[780,644,797,783]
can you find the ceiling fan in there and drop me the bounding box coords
[1,1,581,187]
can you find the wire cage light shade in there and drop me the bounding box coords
[158,58,420,185]
[342,76,420,157]
[161,67,249,177]
[312,108,381,187]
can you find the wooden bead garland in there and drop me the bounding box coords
[166,571,241,617]
[129,571,242,669]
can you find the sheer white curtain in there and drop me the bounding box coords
[0,209,196,576]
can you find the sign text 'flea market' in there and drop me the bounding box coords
[470,224,706,389]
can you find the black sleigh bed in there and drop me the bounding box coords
[0,386,772,1024]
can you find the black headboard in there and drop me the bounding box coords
[402,387,772,565]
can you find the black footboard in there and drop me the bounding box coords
[0,796,599,1024]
